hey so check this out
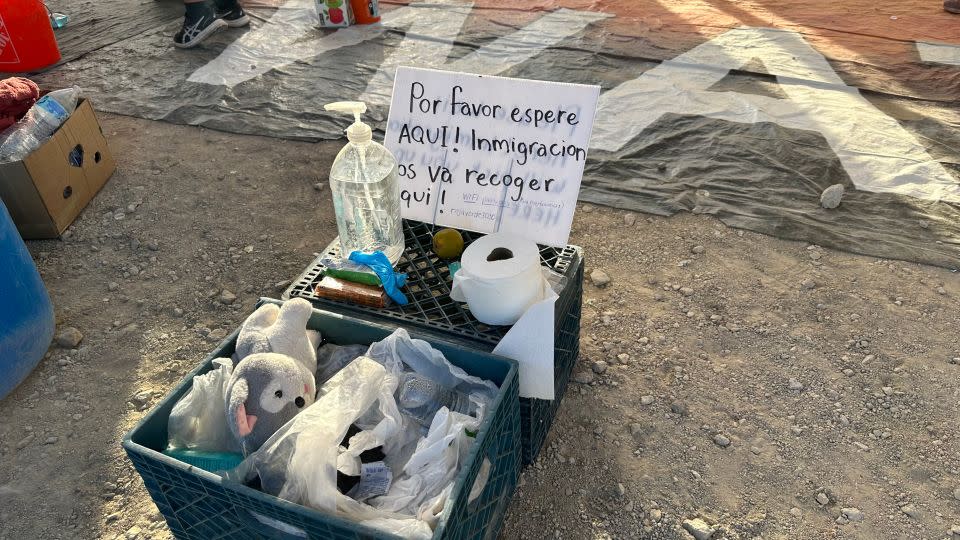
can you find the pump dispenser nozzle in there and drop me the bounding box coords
[324,101,372,143]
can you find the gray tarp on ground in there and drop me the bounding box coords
[44,0,184,65]
[18,1,960,268]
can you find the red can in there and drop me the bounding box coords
[349,0,380,24]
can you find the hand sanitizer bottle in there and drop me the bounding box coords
[324,101,404,265]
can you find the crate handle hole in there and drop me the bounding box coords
[486,248,513,262]
[68,144,84,167]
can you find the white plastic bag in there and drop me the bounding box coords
[228,329,500,539]
[167,358,240,453]
[234,356,400,504]
[371,407,477,515]
[230,356,432,537]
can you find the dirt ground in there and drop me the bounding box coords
[0,112,958,540]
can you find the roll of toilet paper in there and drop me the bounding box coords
[450,233,546,326]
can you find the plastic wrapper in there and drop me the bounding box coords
[320,255,381,286]
[167,358,241,453]
[314,275,387,307]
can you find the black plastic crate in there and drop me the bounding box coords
[123,299,521,540]
[284,220,583,464]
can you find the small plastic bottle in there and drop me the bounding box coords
[397,372,476,427]
[324,101,404,264]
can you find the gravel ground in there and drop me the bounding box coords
[0,113,958,540]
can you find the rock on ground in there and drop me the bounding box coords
[671,400,689,415]
[820,183,845,209]
[682,518,716,540]
[590,269,611,288]
[841,507,864,522]
[573,371,595,384]
[713,434,731,448]
[900,504,919,518]
[55,327,84,348]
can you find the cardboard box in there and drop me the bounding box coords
[315,0,355,27]
[0,98,115,239]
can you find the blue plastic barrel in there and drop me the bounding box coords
[0,198,54,400]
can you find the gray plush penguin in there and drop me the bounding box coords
[225,352,316,455]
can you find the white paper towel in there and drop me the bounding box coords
[450,233,558,399]
[492,276,558,400]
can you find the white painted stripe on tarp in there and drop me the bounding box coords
[917,41,960,66]
[445,9,611,76]
[188,0,468,88]
[358,0,475,109]
[188,0,387,86]
[190,0,607,104]
[360,6,608,108]
[592,27,960,204]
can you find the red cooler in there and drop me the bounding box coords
[0,0,61,72]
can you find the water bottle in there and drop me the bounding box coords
[0,87,80,163]
[50,12,69,29]
[324,101,404,265]
[397,372,476,427]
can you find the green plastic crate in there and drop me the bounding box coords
[284,220,583,464]
[123,299,520,540]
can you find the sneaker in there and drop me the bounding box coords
[173,13,228,49]
[216,4,250,27]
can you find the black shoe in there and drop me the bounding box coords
[216,3,250,27]
[173,13,227,48]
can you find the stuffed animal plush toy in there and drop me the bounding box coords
[236,299,320,376]
[225,352,317,455]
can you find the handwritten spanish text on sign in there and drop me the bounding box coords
[384,67,600,247]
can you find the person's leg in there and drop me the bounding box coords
[173,0,227,48]
[213,0,250,27]
[946,0,960,13]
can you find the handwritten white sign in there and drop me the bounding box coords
[384,67,600,247]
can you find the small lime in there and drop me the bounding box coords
[432,228,464,259]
